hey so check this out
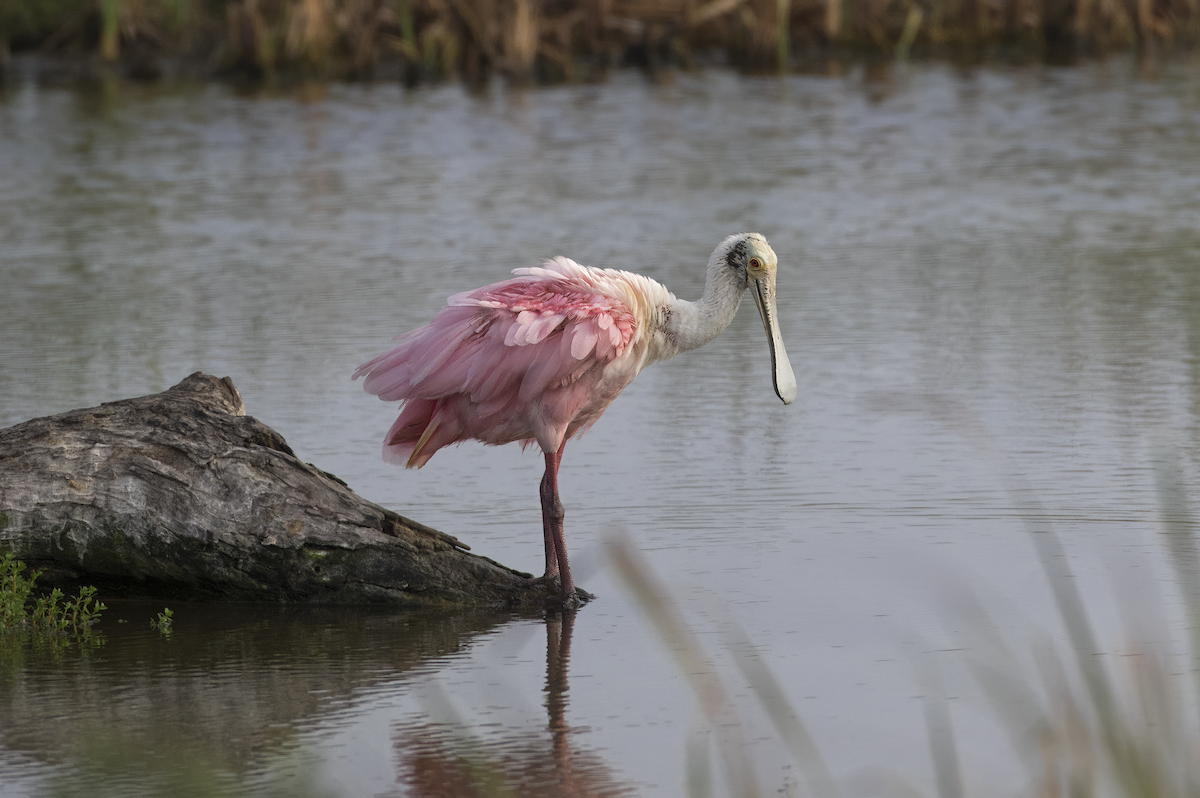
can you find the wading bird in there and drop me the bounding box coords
[354,233,797,606]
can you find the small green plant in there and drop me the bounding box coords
[151,607,174,635]
[64,586,106,634]
[0,552,106,639]
[0,552,39,631]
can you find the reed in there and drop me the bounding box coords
[610,452,1200,798]
[0,0,1193,83]
[604,384,1200,798]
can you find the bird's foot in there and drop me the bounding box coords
[551,585,594,611]
[519,574,594,610]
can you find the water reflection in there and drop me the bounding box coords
[0,604,632,796]
[396,612,634,797]
[0,604,510,774]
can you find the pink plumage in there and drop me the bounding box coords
[355,234,795,606]
[353,256,669,469]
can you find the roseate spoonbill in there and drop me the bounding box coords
[354,233,797,606]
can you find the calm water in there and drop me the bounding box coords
[2,55,1200,795]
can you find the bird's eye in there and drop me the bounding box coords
[748,257,763,270]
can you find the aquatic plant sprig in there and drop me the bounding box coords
[0,552,39,631]
[151,607,174,635]
[65,586,106,634]
[0,552,106,638]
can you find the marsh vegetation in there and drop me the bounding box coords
[0,553,106,659]
[1,0,1196,84]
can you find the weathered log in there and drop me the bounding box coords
[0,373,547,606]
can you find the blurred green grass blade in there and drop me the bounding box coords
[720,621,841,798]
[1152,445,1200,668]
[413,679,523,798]
[895,5,922,59]
[917,659,963,798]
[920,395,1120,734]
[608,534,763,798]
[941,585,1053,765]
[686,730,716,798]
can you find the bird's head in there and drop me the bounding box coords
[712,233,798,406]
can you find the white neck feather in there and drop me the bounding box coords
[664,246,747,353]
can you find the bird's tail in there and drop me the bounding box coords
[383,399,463,468]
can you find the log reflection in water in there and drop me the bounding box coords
[0,603,517,775]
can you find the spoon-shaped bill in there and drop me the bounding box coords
[751,272,798,405]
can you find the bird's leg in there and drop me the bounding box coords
[540,467,561,583]
[539,441,574,599]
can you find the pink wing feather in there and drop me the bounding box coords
[354,259,643,467]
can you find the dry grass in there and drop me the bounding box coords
[1,0,1195,83]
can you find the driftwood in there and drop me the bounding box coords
[0,373,547,606]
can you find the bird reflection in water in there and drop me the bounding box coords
[396,612,636,797]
